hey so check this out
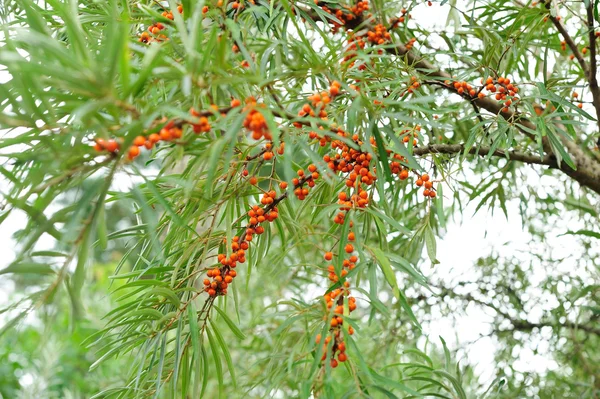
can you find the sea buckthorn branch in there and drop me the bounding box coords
[299,2,600,193]
[550,15,588,74]
[191,82,437,370]
[138,3,182,43]
[202,174,313,298]
[543,7,600,130]
[528,0,600,127]
[316,238,358,369]
[412,143,559,167]
[533,1,589,73]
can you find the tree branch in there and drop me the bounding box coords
[433,286,600,336]
[300,5,600,194]
[548,13,589,77]
[586,2,600,129]
[413,143,557,167]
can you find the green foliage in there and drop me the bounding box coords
[1,0,599,398]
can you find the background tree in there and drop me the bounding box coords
[0,0,599,398]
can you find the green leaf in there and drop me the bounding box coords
[206,325,224,397]
[424,225,440,264]
[559,229,600,239]
[0,262,55,275]
[546,126,576,170]
[368,246,400,300]
[209,320,237,387]
[214,305,246,340]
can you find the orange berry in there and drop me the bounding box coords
[105,140,119,153]
[128,146,140,159]
[324,252,333,261]
[159,128,172,141]
[249,176,258,185]
[133,135,146,147]
[279,182,288,189]
[421,174,430,182]
[95,138,106,150]
[344,244,354,253]
[347,232,355,241]
[149,133,161,144]
[338,353,348,362]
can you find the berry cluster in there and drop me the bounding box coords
[445,76,520,113]
[297,81,341,122]
[322,1,371,33]
[243,97,272,141]
[389,153,410,180]
[400,125,420,146]
[203,266,236,297]
[93,138,119,154]
[92,105,219,160]
[292,166,320,200]
[415,173,436,198]
[317,241,358,368]
[482,76,519,113]
[404,37,417,50]
[406,76,421,94]
[138,5,182,44]
[366,24,391,45]
[448,80,477,97]
[342,35,367,68]
[204,195,280,297]
[395,7,412,25]
[317,1,415,69]
[189,108,212,133]
[92,122,183,161]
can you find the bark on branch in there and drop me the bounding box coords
[413,143,556,167]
